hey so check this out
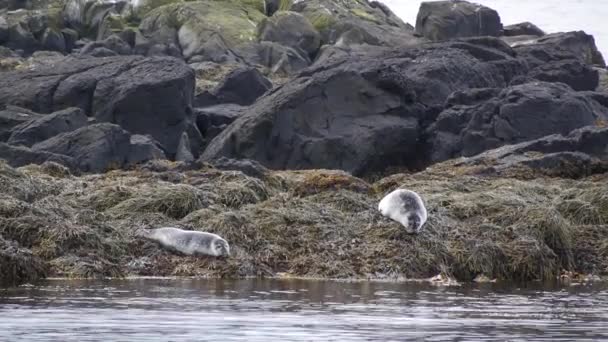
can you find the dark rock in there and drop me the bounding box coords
[7,107,88,147]
[459,126,608,178]
[0,16,8,43]
[61,28,79,52]
[238,41,311,75]
[0,56,196,156]
[513,31,606,67]
[194,67,272,107]
[428,82,608,162]
[210,156,270,179]
[526,59,599,91]
[257,11,321,58]
[127,134,166,166]
[503,22,545,37]
[194,104,246,142]
[79,35,132,56]
[0,142,77,170]
[415,0,502,41]
[0,106,42,141]
[202,43,515,175]
[31,123,131,172]
[41,28,66,53]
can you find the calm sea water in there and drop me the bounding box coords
[1,278,608,341]
[384,0,608,59]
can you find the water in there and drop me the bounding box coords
[383,0,608,58]
[1,278,608,341]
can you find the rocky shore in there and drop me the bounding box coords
[1,0,607,286]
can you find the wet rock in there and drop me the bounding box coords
[427,82,608,163]
[415,0,502,41]
[257,11,321,57]
[7,107,88,147]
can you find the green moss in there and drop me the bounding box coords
[307,12,335,32]
[350,8,380,24]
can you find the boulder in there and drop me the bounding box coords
[139,0,266,61]
[456,126,608,178]
[210,156,269,179]
[127,134,166,165]
[291,0,419,48]
[0,55,196,156]
[503,22,545,37]
[0,106,42,141]
[415,0,502,41]
[201,42,516,175]
[237,41,311,75]
[40,28,67,53]
[7,107,88,147]
[257,11,321,58]
[427,82,608,163]
[63,0,130,40]
[0,142,77,170]
[513,31,606,67]
[194,104,246,142]
[194,67,272,107]
[524,59,599,91]
[79,34,132,56]
[31,123,133,172]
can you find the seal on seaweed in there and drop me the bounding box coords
[144,227,230,257]
[378,189,428,234]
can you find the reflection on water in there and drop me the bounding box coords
[1,278,608,341]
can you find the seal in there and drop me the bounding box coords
[378,189,428,234]
[143,227,230,257]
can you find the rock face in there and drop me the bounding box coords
[7,107,88,147]
[0,56,198,156]
[427,82,608,163]
[195,104,246,144]
[202,42,517,175]
[31,123,160,172]
[415,0,502,41]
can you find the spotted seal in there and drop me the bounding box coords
[144,227,230,257]
[378,189,428,234]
